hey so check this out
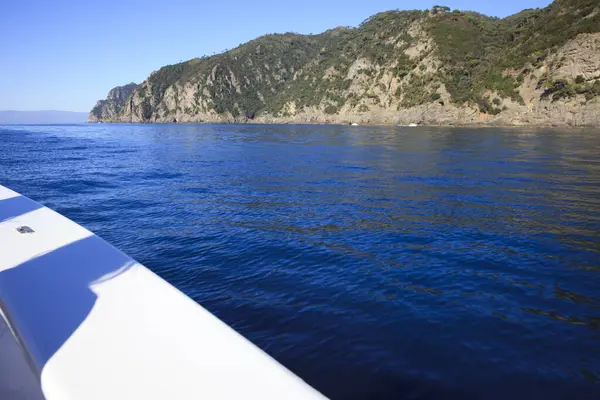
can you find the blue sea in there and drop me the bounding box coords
[1,124,600,399]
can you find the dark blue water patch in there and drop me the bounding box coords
[105,149,138,154]
[1,124,600,399]
[42,178,120,193]
[56,145,90,151]
[56,156,87,161]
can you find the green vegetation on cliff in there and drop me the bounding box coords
[429,0,600,107]
[90,0,600,123]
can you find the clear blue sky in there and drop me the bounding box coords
[0,0,552,112]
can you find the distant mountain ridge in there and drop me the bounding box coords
[1,110,88,124]
[90,0,600,126]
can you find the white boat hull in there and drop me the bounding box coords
[0,185,325,399]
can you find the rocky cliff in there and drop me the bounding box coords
[89,83,138,122]
[89,0,600,126]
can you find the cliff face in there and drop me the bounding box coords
[89,83,139,122]
[89,0,600,126]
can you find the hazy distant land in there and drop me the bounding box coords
[0,110,88,124]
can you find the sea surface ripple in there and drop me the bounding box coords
[1,124,600,399]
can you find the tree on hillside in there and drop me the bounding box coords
[432,5,451,14]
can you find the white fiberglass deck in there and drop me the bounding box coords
[0,185,325,399]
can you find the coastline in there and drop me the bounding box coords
[88,97,600,128]
[86,119,600,129]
